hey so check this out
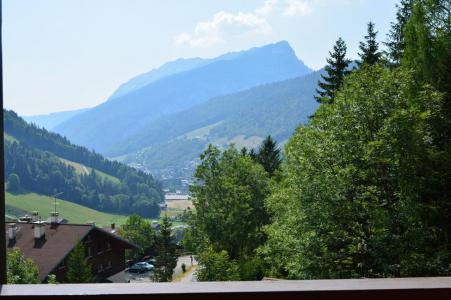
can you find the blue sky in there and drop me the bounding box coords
[4,0,398,115]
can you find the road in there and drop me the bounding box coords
[173,255,198,282]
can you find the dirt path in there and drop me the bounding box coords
[172,255,198,282]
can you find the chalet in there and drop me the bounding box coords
[5,212,137,283]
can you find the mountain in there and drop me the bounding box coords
[4,110,164,218]
[54,41,312,153]
[22,108,90,131]
[107,51,243,101]
[111,70,322,187]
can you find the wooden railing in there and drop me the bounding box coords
[1,277,451,299]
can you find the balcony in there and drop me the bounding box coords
[1,277,451,299]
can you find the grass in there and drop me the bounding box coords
[57,157,121,185]
[5,192,187,227]
[4,133,19,143]
[5,192,131,226]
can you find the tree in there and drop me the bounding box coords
[196,246,239,281]
[117,214,156,261]
[358,22,382,66]
[255,135,282,177]
[7,173,20,192]
[315,37,351,104]
[261,65,447,279]
[402,2,433,84]
[384,0,414,65]
[7,248,39,284]
[154,216,178,282]
[189,145,270,280]
[66,242,95,283]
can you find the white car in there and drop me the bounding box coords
[134,262,154,271]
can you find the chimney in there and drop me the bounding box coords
[31,211,39,222]
[111,223,115,231]
[33,221,46,239]
[49,212,59,225]
[8,223,17,241]
[87,221,96,227]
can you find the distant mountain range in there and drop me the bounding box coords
[21,41,320,190]
[22,108,89,131]
[52,41,312,152]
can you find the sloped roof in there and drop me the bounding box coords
[5,222,137,282]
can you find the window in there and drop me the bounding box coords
[86,246,92,258]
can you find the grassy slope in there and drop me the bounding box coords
[57,157,121,184]
[5,192,130,226]
[5,192,187,227]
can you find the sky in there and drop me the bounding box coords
[3,0,398,116]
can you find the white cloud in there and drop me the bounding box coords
[283,0,312,16]
[174,9,272,48]
[174,0,317,48]
[255,0,279,16]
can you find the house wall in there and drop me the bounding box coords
[52,229,126,283]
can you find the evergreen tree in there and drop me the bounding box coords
[249,148,257,160]
[256,135,282,177]
[240,147,248,157]
[315,37,351,104]
[7,248,39,284]
[358,22,382,66]
[154,216,178,282]
[384,0,413,65]
[66,243,95,283]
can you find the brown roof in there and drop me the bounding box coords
[6,222,92,281]
[5,222,137,282]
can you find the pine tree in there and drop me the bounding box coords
[315,37,351,104]
[384,0,413,65]
[256,135,282,177]
[154,216,178,282]
[358,22,382,66]
[66,242,95,283]
[402,2,434,85]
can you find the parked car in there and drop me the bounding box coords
[134,262,154,271]
[127,264,146,274]
[145,258,156,265]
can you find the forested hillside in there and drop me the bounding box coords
[4,110,163,218]
[111,71,321,184]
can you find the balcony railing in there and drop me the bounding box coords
[1,277,451,299]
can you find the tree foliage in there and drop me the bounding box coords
[254,135,282,177]
[154,216,178,282]
[117,215,156,261]
[385,0,414,65]
[66,242,95,283]
[261,64,448,279]
[7,248,39,284]
[358,22,382,66]
[315,37,351,104]
[188,145,270,280]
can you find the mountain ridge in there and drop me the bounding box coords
[53,41,312,153]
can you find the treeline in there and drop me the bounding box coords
[185,0,451,280]
[4,110,163,218]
